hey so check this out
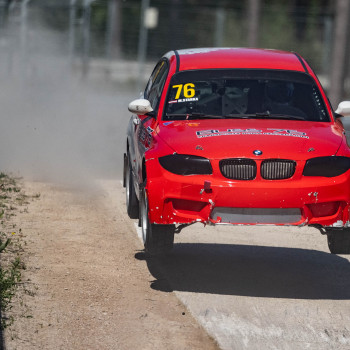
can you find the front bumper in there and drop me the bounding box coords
[146,158,350,227]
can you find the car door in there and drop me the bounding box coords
[133,59,169,187]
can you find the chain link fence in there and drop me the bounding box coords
[0,1,342,96]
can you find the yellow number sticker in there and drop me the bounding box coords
[172,84,183,99]
[172,83,196,99]
[184,83,195,98]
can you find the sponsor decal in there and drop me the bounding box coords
[168,98,199,104]
[139,125,153,150]
[177,97,198,103]
[169,83,199,104]
[196,128,309,139]
[188,123,200,127]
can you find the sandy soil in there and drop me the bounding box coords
[3,180,219,350]
[5,178,350,350]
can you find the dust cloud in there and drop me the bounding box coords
[0,24,137,187]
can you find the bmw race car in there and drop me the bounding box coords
[123,48,350,255]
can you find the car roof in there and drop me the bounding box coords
[164,48,308,73]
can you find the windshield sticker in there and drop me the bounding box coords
[168,97,199,104]
[171,83,197,97]
[196,128,309,139]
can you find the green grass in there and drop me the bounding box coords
[0,174,27,329]
[0,256,22,329]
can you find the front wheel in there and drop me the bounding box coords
[125,155,139,219]
[326,229,350,254]
[140,186,175,256]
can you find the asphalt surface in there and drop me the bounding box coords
[133,206,350,349]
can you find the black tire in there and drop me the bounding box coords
[125,156,139,219]
[140,186,175,256]
[123,153,127,188]
[326,229,350,254]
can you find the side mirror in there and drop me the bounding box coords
[335,101,350,117]
[128,99,153,115]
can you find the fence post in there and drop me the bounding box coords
[322,15,333,77]
[214,7,225,47]
[247,0,261,47]
[137,0,150,93]
[82,0,92,78]
[329,0,350,105]
[69,0,76,65]
[106,0,121,60]
[20,0,30,81]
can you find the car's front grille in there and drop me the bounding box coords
[219,159,257,180]
[261,159,296,180]
[219,158,296,180]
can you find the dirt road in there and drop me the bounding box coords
[4,179,350,349]
[4,180,218,350]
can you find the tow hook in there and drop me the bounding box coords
[200,180,212,195]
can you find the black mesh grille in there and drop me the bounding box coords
[220,159,257,180]
[261,159,296,180]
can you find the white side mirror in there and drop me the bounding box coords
[128,99,153,115]
[335,101,350,117]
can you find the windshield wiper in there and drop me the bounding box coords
[165,113,225,119]
[166,112,305,121]
[268,114,305,120]
[224,112,270,119]
[257,113,305,120]
[225,113,305,120]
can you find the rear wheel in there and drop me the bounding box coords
[326,229,350,254]
[140,186,175,256]
[125,155,139,219]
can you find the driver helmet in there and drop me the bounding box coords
[266,81,294,104]
[224,86,248,113]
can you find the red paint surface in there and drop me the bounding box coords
[131,48,350,227]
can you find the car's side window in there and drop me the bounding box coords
[144,72,154,99]
[145,60,169,112]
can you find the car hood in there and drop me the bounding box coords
[156,119,343,160]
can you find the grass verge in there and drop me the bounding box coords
[0,173,32,329]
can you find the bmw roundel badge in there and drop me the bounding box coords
[253,150,263,156]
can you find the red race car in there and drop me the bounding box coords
[124,48,350,255]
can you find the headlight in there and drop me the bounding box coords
[303,156,350,177]
[159,154,213,175]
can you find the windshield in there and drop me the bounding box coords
[163,69,330,122]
